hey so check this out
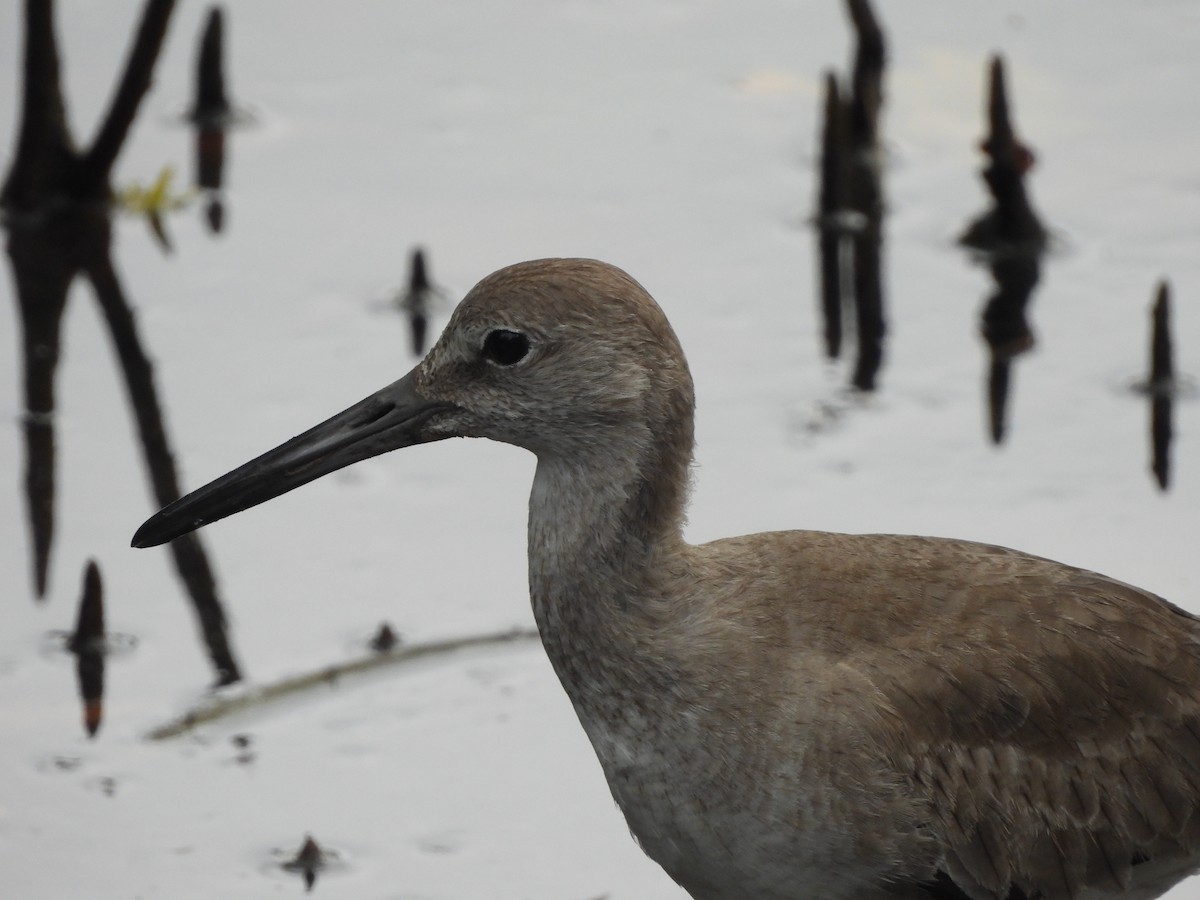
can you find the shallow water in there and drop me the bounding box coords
[1,1,1198,897]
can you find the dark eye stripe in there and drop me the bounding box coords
[482,329,530,366]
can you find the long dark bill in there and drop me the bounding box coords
[132,369,456,548]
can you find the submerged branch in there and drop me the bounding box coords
[146,627,540,741]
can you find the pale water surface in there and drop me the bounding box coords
[1,2,1198,897]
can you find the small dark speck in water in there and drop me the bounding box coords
[86,775,117,797]
[368,622,401,653]
[230,733,255,766]
[36,754,83,773]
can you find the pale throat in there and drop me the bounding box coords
[527,450,648,590]
[524,444,698,755]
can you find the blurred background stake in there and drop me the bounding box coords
[394,248,449,356]
[1149,280,1174,393]
[284,834,326,892]
[814,70,848,361]
[845,0,887,392]
[67,559,105,738]
[189,6,230,123]
[809,0,887,388]
[188,6,232,234]
[960,56,1047,255]
[1148,280,1174,490]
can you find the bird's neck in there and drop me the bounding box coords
[525,431,690,698]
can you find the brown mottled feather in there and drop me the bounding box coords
[689,531,1200,900]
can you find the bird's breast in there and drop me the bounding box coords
[573,690,910,900]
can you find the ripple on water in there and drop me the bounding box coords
[261,835,350,890]
[38,630,139,660]
[34,753,83,774]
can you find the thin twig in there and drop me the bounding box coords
[147,627,541,741]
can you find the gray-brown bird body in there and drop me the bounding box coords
[134,259,1200,900]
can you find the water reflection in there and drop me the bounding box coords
[978,254,1040,444]
[397,248,434,355]
[393,248,452,357]
[815,71,848,361]
[960,56,1048,445]
[813,0,887,392]
[2,0,241,683]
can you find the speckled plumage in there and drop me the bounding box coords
[135,259,1200,900]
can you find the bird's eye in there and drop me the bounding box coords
[481,329,530,366]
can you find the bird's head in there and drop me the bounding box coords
[132,258,693,548]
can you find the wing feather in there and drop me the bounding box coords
[840,537,1200,899]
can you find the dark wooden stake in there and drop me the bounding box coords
[844,0,887,391]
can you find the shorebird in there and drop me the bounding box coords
[134,259,1200,900]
